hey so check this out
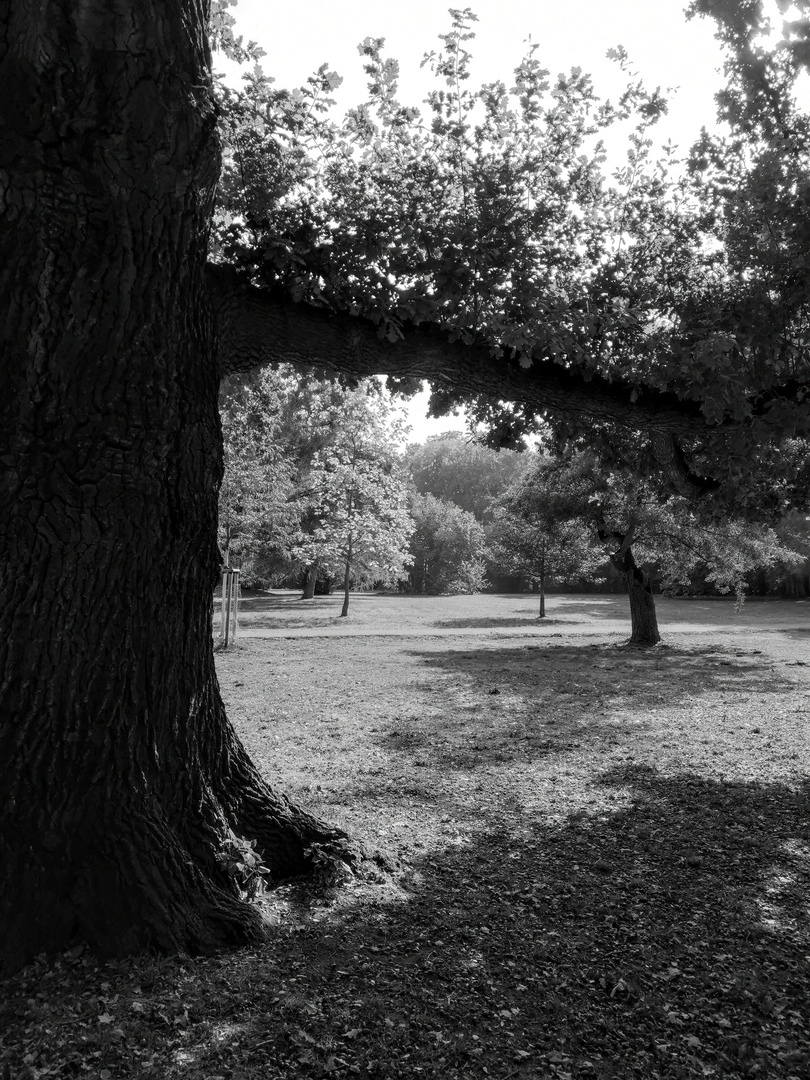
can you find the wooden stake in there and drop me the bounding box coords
[220,568,228,639]
[232,569,240,646]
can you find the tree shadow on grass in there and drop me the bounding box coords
[432,616,567,629]
[188,767,795,1078]
[7,770,810,1079]
[229,592,385,630]
[544,595,630,619]
[363,641,794,777]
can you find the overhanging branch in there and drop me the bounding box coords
[209,267,711,437]
[207,266,808,445]
[649,432,720,498]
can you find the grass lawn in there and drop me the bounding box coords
[3,592,810,1079]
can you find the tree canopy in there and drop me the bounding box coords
[219,368,412,592]
[407,492,489,594]
[404,432,528,521]
[289,381,413,612]
[211,2,810,512]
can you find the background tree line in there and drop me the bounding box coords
[221,372,807,624]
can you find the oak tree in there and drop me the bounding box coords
[3,0,809,974]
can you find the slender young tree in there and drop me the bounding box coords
[290,385,413,616]
[489,508,604,617]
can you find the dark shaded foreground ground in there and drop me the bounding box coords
[3,770,809,1079]
[3,595,810,1079]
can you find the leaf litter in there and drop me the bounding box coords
[3,592,810,1079]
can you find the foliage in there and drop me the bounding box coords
[408,493,489,594]
[218,369,300,581]
[303,838,362,887]
[211,5,810,514]
[489,500,605,591]
[289,383,413,601]
[760,509,810,596]
[209,0,266,67]
[403,432,529,520]
[215,831,271,901]
[506,451,799,597]
[219,370,413,592]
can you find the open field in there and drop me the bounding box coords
[219,588,810,640]
[4,593,810,1079]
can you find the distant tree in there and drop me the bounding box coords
[408,494,489,594]
[404,433,530,521]
[490,506,604,617]
[291,385,413,616]
[760,511,810,598]
[219,370,412,599]
[218,370,301,583]
[506,453,796,644]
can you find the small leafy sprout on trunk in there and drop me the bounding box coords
[216,832,272,900]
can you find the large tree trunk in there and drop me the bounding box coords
[625,571,661,645]
[611,547,661,645]
[0,0,341,977]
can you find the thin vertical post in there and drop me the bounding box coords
[220,568,228,639]
[232,569,240,646]
[223,569,232,648]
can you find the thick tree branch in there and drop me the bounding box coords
[649,432,720,499]
[207,267,808,445]
[209,267,711,436]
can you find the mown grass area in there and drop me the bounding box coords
[3,594,810,1079]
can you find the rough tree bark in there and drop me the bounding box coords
[611,547,662,646]
[0,0,343,977]
[595,520,661,646]
[208,269,810,501]
[301,565,318,600]
[0,0,760,976]
[207,270,711,437]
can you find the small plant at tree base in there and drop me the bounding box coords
[216,831,271,900]
[304,838,362,887]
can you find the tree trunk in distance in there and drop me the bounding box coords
[0,0,346,978]
[340,535,353,617]
[626,571,661,644]
[611,546,661,645]
[301,565,317,600]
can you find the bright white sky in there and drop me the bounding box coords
[224,0,732,442]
